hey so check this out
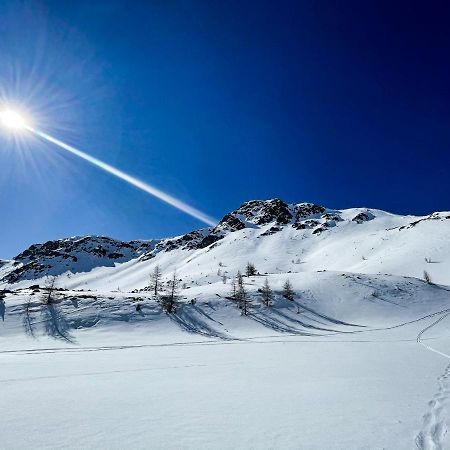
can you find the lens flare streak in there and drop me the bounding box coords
[25,125,217,226]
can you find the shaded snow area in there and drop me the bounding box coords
[1,200,450,449]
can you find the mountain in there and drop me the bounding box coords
[2,198,449,288]
[0,235,158,284]
[2,199,450,450]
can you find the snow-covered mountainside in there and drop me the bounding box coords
[0,235,158,284]
[2,199,450,450]
[2,198,449,289]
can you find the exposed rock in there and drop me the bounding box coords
[3,236,157,283]
[260,226,282,236]
[214,213,246,232]
[292,219,320,230]
[352,211,374,224]
[232,199,293,225]
[294,203,325,220]
[321,213,342,222]
[399,211,450,230]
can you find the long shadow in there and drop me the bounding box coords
[22,300,38,337]
[293,299,365,327]
[345,277,408,308]
[368,292,406,308]
[41,301,76,343]
[192,305,225,327]
[248,310,314,335]
[268,307,342,332]
[169,305,231,340]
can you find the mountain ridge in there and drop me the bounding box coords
[1,198,449,286]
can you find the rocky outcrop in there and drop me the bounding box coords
[231,199,293,225]
[352,211,374,224]
[3,236,157,283]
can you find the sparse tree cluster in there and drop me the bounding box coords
[149,266,183,313]
[161,271,180,313]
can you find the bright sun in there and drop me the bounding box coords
[0,110,27,130]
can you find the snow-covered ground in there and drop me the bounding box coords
[2,272,450,449]
[1,201,450,449]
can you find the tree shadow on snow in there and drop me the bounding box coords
[41,302,76,344]
[247,296,364,335]
[22,300,40,338]
[169,304,231,340]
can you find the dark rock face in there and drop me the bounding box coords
[159,230,207,252]
[232,199,293,225]
[292,219,320,230]
[321,213,342,222]
[215,213,246,232]
[3,236,157,283]
[198,234,222,249]
[352,211,374,224]
[294,203,325,221]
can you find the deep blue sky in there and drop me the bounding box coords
[1,1,449,258]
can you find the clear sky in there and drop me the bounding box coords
[1,1,449,258]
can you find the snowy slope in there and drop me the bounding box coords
[1,199,450,450]
[2,199,450,291]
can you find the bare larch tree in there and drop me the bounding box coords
[282,279,295,301]
[261,277,273,307]
[150,265,162,297]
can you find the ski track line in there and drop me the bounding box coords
[416,312,450,450]
[3,304,450,357]
[0,363,209,384]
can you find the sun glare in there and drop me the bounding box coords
[0,110,27,130]
[0,103,217,225]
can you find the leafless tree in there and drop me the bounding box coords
[246,262,257,277]
[282,279,295,301]
[231,271,249,314]
[230,276,237,299]
[150,265,162,297]
[261,277,273,307]
[222,274,228,284]
[238,282,250,315]
[162,271,180,313]
[43,276,57,305]
[236,270,244,289]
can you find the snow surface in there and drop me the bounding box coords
[1,203,450,449]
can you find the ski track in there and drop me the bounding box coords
[416,312,450,450]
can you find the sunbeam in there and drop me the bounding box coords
[21,125,217,226]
